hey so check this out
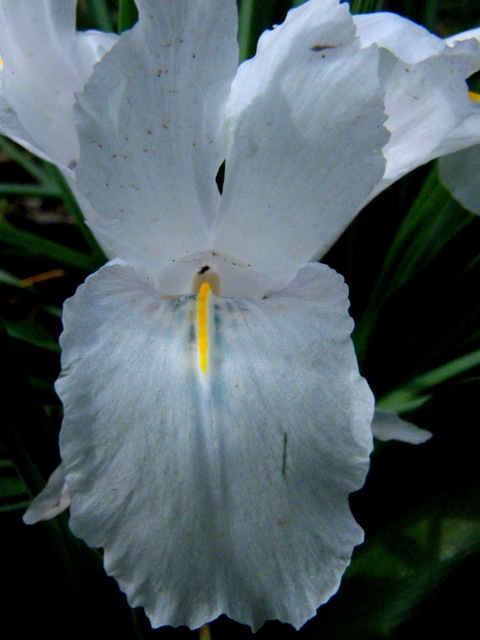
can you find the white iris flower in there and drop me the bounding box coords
[439,27,480,215]
[0,0,117,172]
[2,0,480,631]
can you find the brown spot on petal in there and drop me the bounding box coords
[310,43,337,52]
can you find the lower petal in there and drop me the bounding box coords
[58,261,373,630]
[23,463,70,524]
[372,409,432,445]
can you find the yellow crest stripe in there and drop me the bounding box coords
[469,90,480,103]
[197,282,210,373]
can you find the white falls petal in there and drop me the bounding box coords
[58,260,373,630]
[23,463,70,525]
[372,409,432,445]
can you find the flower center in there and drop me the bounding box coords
[192,264,221,296]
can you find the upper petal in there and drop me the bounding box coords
[58,260,373,630]
[0,0,117,170]
[212,0,388,279]
[75,0,239,280]
[354,12,480,200]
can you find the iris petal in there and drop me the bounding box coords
[214,0,388,277]
[75,0,239,277]
[354,11,480,201]
[58,261,373,630]
[23,463,70,524]
[0,0,117,170]
[372,409,432,445]
[440,144,480,215]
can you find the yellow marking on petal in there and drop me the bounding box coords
[197,281,211,374]
[192,269,220,296]
[469,90,480,103]
[0,58,3,71]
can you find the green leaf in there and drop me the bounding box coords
[0,268,22,287]
[348,0,386,13]
[353,167,475,368]
[46,166,107,266]
[0,137,54,184]
[238,0,279,62]
[378,350,480,413]
[423,0,441,31]
[0,474,29,503]
[84,0,115,32]
[4,318,60,352]
[118,0,138,33]
[0,218,99,272]
[0,183,62,197]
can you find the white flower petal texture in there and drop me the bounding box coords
[9,0,480,631]
[22,463,70,525]
[354,11,480,203]
[440,142,480,215]
[75,0,239,277]
[58,261,373,630]
[213,0,388,278]
[439,29,480,216]
[0,0,117,172]
[372,409,432,445]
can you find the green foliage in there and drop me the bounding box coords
[118,0,139,32]
[84,0,115,32]
[349,0,386,13]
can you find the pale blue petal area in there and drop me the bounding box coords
[440,145,480,215]
[372,409,432,445]
[354,12,480,201]
[75,0,238,281]
[212,0,388,279]
[23,463,70,525]
[58,260,373,630]
[0,0,117,170]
